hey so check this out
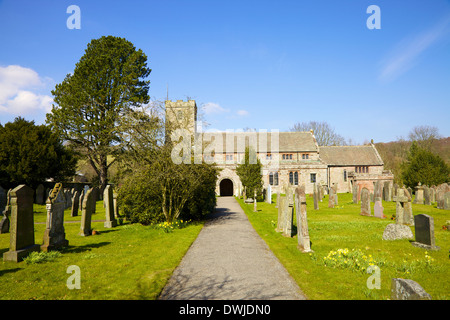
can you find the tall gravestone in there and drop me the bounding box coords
[3,185,40,262]
[360,188,371,216]
[80,188,93,236]
[444,192,450,210]
[266,185,272,204]
[383,181,392,202]
[313,183,319,210]
[413,183,424,204]
[395,188,414,226]
[411,214,440,250]
[113,191,119,218]
[35,184,45,205]
[352,183,358,204]
[282,192,294,237]
[41,183,69,252]
[296,185,312,253]
[276,196,286,232]
[71,190,80,217]
[423,186,431,205]
[104,185,117,228]
[328,186,335,208]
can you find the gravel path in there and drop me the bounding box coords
[159,196,307,300]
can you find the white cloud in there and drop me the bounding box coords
[379,14,450,82]
[202,102,229,114]
[0,65,53,116]
[236,109,249,116]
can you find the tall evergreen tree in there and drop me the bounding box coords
[46,35,151,192]
[236,147,263,198]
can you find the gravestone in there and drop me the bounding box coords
[276,196,286,232]
[423,186,431,205]
[71,190,80,217]
[318,184,324,202]
[382,223,413,240]
[104,185,117,228]
[332,184,338,205]
[444,192,450,210]
[393,183,399,198]
[113,191,119,218]
[352,183,358,204]
[266,185,272,204]
[41,183,69,252]
[0,186,7,213]
[80,188,94,236]
[394,188,413,226]
[430,186,436,203]
[313,183,319,210]
[3,185,40,262]
[383,181,392,202]
[413,183,424,204]
[275,191,280,208]
[282,193,294,237]
[360,188,371,216]
[373,199,385,218]
[253,189,257,212]
[374,181,382,200]
[79,189,85,214]
[328,186,335,208]
[411,214,440,250]
[296,185,312,252]
[35,184,45,205]
[0,188,11,234]
[391,278,431,300]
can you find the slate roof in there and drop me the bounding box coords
[319,145,384,166]
[200,131,318,153]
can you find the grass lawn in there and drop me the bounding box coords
[237,192,449,300]
[0,202,203,300]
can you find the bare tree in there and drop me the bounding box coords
[408,125,441,150]
[290,121,346,146]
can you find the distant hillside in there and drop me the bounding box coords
[375,137,450,184]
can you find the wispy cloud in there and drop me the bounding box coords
[236,109,249,116]
[201,102,229,114]
[0,65,53,116]
[378,14,450,82]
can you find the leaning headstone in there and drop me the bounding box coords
[276,196,286,232]
[3,185,40,262]
[296,185,312,252]
[394,188,413,226]
[104,185,117,228]
[382,223,413,240]
[0,189,11,234]
[313,183,319,210]
[80,188,93,236]
[360,188,371,216]
[71,190,80,217]
[411,214,440,250]
[35,184,45,205]
[41,183,69,252]
[413,183,424,204]
[391,278,432,300]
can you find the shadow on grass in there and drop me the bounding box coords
[61,241,111,254]
[0,267,22,276]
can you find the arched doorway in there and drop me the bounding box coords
[219,179,234,196]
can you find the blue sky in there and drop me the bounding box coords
[0,0,449,144]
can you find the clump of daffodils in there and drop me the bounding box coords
[320,248,385,273]
[155,219,191,233]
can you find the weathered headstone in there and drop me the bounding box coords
[113,190,119,218]
[332,184,338,205]
[296,185,312,252]
[394,188,413,226]
[373,199,385,218]
[41,183,69,252]
[391,278,432,300]
[413,183,424,204]
[430,186,436,203]
[276,196,286,232]
[444,191,450,210]
[411,214,440,250]
[35,184,45,205]
[71,190,80,217]
[360,187,371,216]
[383,181,392,202]
[423,186,431,205]
[328,186,335,208]
[352,183,358,204]
[80,188,93,236]
[104,185,117,228]
[382,223,413,240]
[282,193,294,237]
[3,185,40,262]
[313,183,319,210]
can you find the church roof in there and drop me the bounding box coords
[319,145,384,166]
[200,131,318,153]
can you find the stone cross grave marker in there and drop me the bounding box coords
[3,185,40,262]
[394,188,414,226]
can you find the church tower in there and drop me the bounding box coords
[165,99,197,137]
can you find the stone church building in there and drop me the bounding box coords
[166,99,394,197]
